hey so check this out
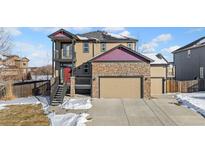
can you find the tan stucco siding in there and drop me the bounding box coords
[93,42,136,56]
[75,42,136,66]
[100,77,141,98]
[150,65,166,77]
[75,42,94,67]
[150,65,167,94]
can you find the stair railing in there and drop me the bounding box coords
[50,77,59,104]
[60,83,68,103]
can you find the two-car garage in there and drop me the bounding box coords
[99,77,142,98]
[91,45,152,99]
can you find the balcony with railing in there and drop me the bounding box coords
[54,49,75,62]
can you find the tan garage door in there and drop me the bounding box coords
[151,78,163,96]
[99,77,141,98]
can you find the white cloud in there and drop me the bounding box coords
[152,34,172,43]
[3,27,22,36]
[161,45,181,53]
[102,27,133,38]
[140,33,172,52]
[102,27,126,32]
[119,30,131,37]
[14,41,51,67]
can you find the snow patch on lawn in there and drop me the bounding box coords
[0,96,50,112]
[176,92,205,116]
[48,112,89,126]
[0,96,90,126]
[62,98,92,110]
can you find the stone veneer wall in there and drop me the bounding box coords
[92,62,151,98]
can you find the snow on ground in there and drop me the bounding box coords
[62,97,92,110]
[48,112,89,126]
[0,96,91,126]
[31,75,52,81]
[176,92,205,116]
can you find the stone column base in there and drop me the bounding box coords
[70,76,75,97]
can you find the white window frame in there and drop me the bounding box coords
[62,43,72,59]
[83,42,89,53]
[101,43,106,52]
[200,67,204,79]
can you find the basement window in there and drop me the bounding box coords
[84,64,89,73]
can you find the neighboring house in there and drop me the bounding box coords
[142,53,168,95]
[0,54,29,80]
[173,37,205,81]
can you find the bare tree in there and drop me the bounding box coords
[0,28,13,56]
[0,28,13,82]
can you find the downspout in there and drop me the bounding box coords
[165,63,168,93]
[52,40,54,77]
[72,40,75,76]
[92,41,95,57]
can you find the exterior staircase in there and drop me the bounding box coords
[51,83,68,106]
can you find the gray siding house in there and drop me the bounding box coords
[173,37,205,81]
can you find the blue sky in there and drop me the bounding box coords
[4,27,205,67]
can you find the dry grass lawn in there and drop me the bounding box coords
[0,104,50,126]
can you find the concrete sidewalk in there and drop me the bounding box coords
[87,95,205,126]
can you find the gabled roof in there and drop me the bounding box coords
[91,45,153,62]
[48,29,78,40]
[142,53,168,65]
[48,29,138,42]
[173,37,205,53]
[78,31,137,42]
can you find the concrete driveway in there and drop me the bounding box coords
[87,95,205,126]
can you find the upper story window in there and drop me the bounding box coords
[62,43,72,59]
[101,43,106,52]
[127,43,133,49]
[83,43,89,53]
[187,50,191,58]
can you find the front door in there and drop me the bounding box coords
[64,67,71,83]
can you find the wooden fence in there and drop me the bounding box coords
[166,79,205,93]
[13,80,50,98]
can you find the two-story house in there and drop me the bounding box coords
[0,54,29,80]
[48,29,137,84]
[173,37,205,81]
[49,29,171,104]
